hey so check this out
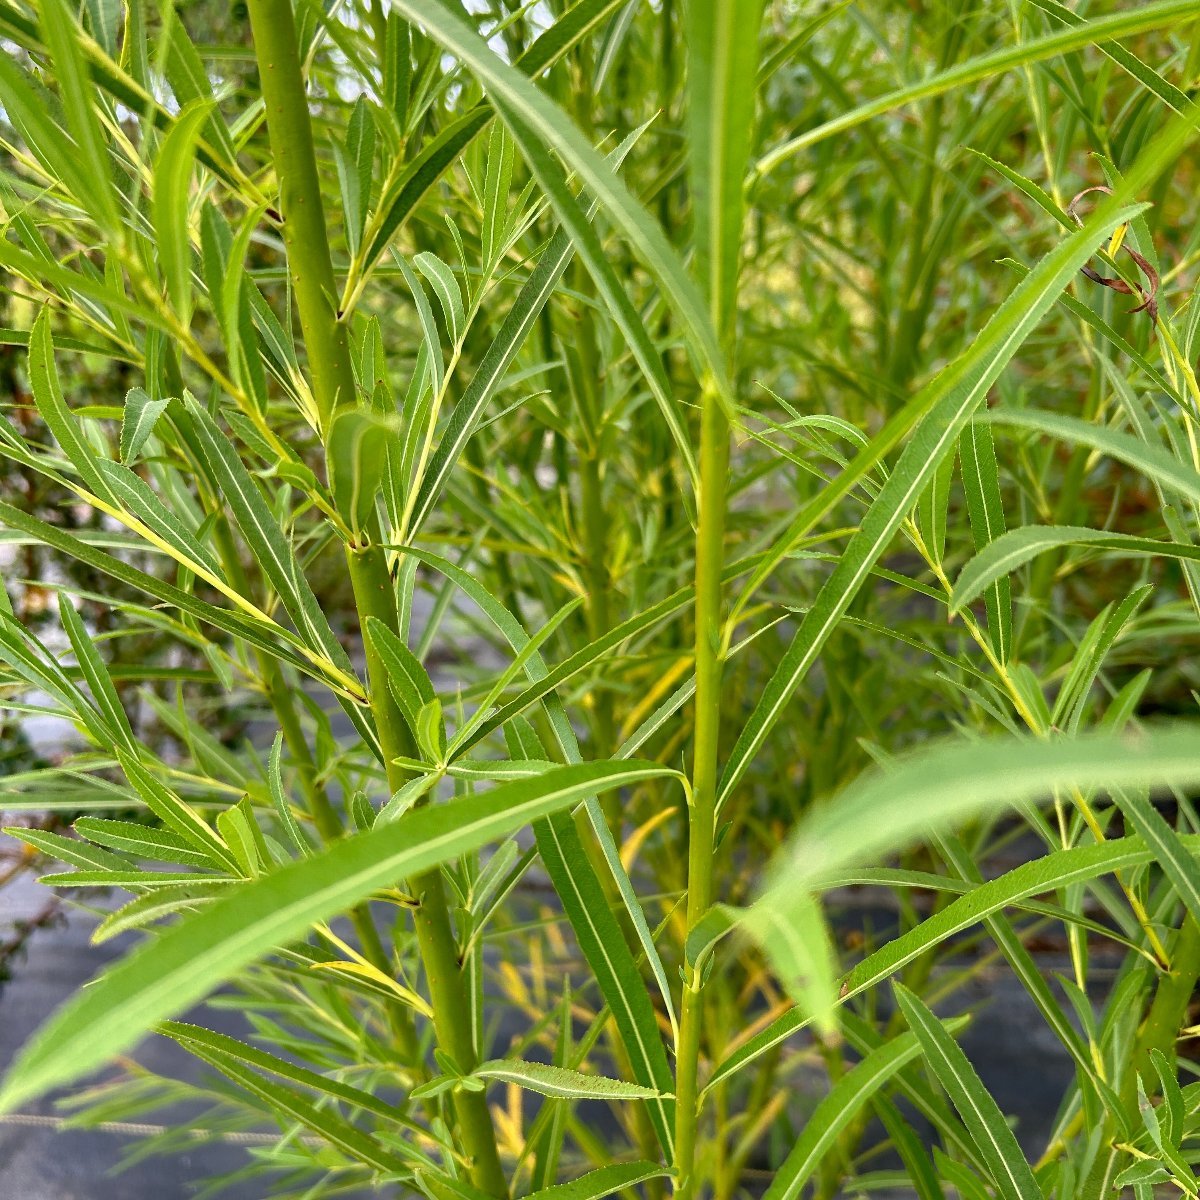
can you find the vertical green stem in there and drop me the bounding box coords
[245,3,507,1192]
[568,317,618,821]
[564,58,618,811]
[1124,914,1200,1114]
[579,448,614,738]
[674,387,729,1197]
[244,8,354,437]
[348,552,506,1188]
[674,0,760,1183]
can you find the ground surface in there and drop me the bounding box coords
[0,867,277,1199]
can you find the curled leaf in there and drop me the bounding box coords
[1068,184,1159,321]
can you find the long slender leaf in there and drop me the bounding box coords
[985,409,1200,507]
[522,1162,669,1200]
[764,1024,962,1200]
[895,985,1041,1200]
[0,760,673,1110]
[0,500,355,696]
[953,525,1200,614]
[152,100,210,319]
[686,0,766,335]
[472,1060,663,1101]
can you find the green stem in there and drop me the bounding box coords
[674,388,729,1198]
[245,0,354,438]
[1124,913,1200,1115]
[574,381,617,826]
[579,447,614,745]
[562,78,617,817]
[245,3,507,1192]
[347,549,507,1190]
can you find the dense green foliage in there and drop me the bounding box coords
[2,0,1200,1196]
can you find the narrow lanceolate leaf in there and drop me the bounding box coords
[953,526,1200,614]
[841,837,1165,1002]
[363,615,436,734]
[387,0,732,411]
[686,0,766,335]
[56,594,136,753]
[88,893,218,942]
[159,1022,413,1128]
[39,869,233,890]
[492,103,698,478]
[984,409,1200,508]
[120,388,171,464]
[73,819,215,869]
[472,1060,664,1101]
[185,399,353,671]
[718,194,1145,805]
[27,311,114,504]
[0,760,672,1110]
[95,458,224,578]
[521,1162,670,1200]
[115,749,238,874]
[180,1041,414,1175]
[9,826,130,873]
[958,420,1011,662]
[481,123,514,268]
[718,104,1200,809]
[918,450,953,563]
[268,734,314,856]
[1058,587,1152,734]
[0,500,353,695]
[38,0,120,232]
[764,1025,960,1200]
[413,253,464,344]
[894,986,1041,1200]
[152,100,210,320]
[1111,788,1200,924]
[327,407,399,534]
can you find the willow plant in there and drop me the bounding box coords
[3,0,1200,1197]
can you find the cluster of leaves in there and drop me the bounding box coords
[1,0,1200,1197]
